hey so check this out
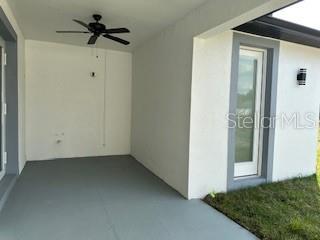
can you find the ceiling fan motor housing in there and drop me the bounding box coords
[89,22,106,35]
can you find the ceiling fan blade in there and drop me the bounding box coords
[56,30,90,33]
[73,19,91,30]
[104,28,130,34]
[103,34,130,45]
[88,35,99,45]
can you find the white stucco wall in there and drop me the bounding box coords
[0,0,26,173]
[131,0,296,198]
[25,40,131,160]
[189,32,233,198]
[273,41,320,180]
[189,31,320,198]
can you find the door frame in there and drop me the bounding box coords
[234,46,267,178]
[0,7,19,177]
[227,32,280,191]
[0,7,19,214]
[0,37,6,181]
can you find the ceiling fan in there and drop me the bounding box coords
[56,14,130,45]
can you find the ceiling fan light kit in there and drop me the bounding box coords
[56,14,130,45]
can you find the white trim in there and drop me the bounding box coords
[234,46,267,178]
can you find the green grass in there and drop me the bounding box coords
[204,129,320,240]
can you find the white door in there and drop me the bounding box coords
[234,46,267,178]
[0,37,6,181]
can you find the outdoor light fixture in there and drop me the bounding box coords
[297,68,307,85]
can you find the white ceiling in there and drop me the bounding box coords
[8,0,209,51]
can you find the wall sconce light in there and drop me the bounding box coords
[297,68,307,85]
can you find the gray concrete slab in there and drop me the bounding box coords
[0,156,257,240]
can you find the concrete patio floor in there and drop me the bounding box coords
[0,156,257,240]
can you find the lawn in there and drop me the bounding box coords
[204,129,320,240]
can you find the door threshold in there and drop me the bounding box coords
[234,174,260,181]
[228,176,267,191]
